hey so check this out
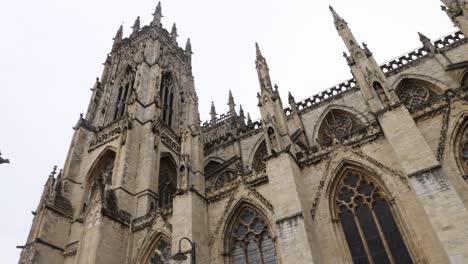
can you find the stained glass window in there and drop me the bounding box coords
[458,121,468,179]
[149,239,171,264]
[318,110,360,144]
[229,207,277,264]
[395,79,440,109]
[335,171,413,264]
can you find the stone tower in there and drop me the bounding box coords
[19,1,468,264]
[19,2,208,263]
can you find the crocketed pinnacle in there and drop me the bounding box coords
[132,16,141,33]
[171,23,178,37]
[329,5,346,23]
[114,25,123,40]
[185,38,193,54]
[152,1,163,26]
[255,42,263,61]
[155,1,162,15]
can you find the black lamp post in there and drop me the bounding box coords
[172,237,196,264]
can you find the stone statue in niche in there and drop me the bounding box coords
[267,127,279,153]
[179,154,191,188]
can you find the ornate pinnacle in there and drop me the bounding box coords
[132,16,141,34]
[185,38,193,54]
[210,101,217,123]
[228,90,236,116]
[329,5,345,23]
[171,23,178,39]
[239,105,245,118]
[49,165,58,178]
[113,25,123,41]
[152,1,163,26]
[288,91,295,103]
[247,113,252,126]
[418,32,431,43]
[255,42,263,61]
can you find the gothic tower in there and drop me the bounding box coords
[19,3,208,263]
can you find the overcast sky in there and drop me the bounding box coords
[0,0,454,262]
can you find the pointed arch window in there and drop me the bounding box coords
[318,109,361,144]
[158,156,177,209]
[335,170,413,264]
[456,118,468,180]
[228,207,277,264]
[160,73,176,128]
[395,79,439,109]
[114,70,135,120]
[148,238,171,264]
[252,141,268,172]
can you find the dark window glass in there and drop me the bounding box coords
[160,74,175,128]
[336,171,413,264]
[149,239,171,264]
[158,157,176,209]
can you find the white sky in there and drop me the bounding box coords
[0,0,454,262]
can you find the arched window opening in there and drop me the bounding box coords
[114,70,135,120]
[456,118,468,180]
[395,79,439,109]
[318,109,361,144]
[228,207,277,264]
[160,73,176,128]
[335,170,413,264]
[204,160,222,177]
[82,150,116,213]
[252,141,268,172]
[148,238,171,264]
[158,156,177,209]
[462,71,468,87]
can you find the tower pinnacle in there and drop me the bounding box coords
[112,25,123,49]
[228,90,236,116]
[185,38,193,54]
[171,23,178,42]
[132,16,141,34]
[152,1,163,26]
[210,101,217,124]
[329,5,346,23]
[255,43,273,92]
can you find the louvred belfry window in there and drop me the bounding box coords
[114,70,135,120]
[335,170,413,264]
[160,73,175,128]
[229,207,277,264]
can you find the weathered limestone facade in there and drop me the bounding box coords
[19,1,468,263]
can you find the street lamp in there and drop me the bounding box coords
[172,237,196,264]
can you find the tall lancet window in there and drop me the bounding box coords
[158,156,177,210]
[160,73,176,128]
[114,69,135,120]
[335,169,413,264]
[228,207,277,264]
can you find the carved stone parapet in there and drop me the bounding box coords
[88,117,131,151]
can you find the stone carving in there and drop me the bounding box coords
[161,130,181,153]
[89,118,131,151]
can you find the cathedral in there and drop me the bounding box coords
[18,1,468,263]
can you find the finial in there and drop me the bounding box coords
[239,105,245,117]
[362,42,372,57]
[247,113,252,126]
[50,165,58,178]
[114,25,123,41]
[170,23,178,41]
[329,5,344,23]
[228,90,237,116]
[152,1,163,26]
[185,38,193,54]
[210,101,217,123]
[288,91,295,102]
[418,32,430,42]
[255,42,263,60]
[132,16,141,34]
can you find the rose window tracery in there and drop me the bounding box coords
[319,110,358,144]
[398,84,429,108]
[335,171,413,264]
[230,207,276,264]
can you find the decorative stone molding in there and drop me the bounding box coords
[88,117,131,151]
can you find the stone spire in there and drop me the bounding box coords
[210,101,217,124]
[330,6,399,112]
[152,1,163,26]
[255,43,273,92]
[132,16,141,34]
[228,90,236,116]
[112,25,123,49]
[170,23,178,43]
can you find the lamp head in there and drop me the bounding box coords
[172,251,188,261]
